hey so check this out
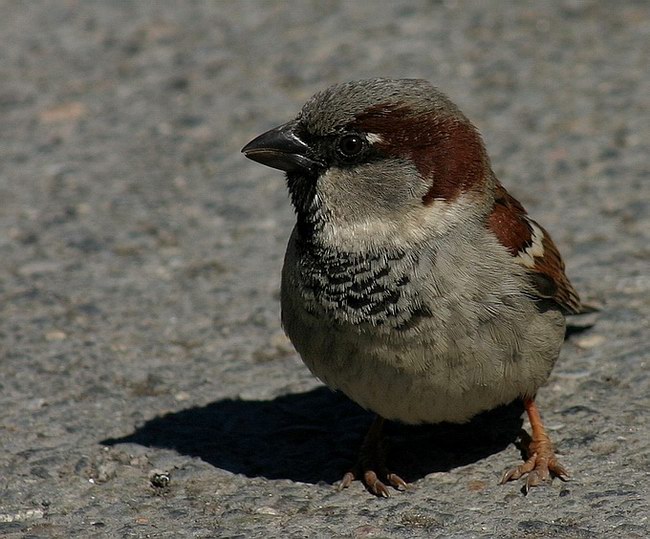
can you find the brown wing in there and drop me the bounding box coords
[487,180,586,315]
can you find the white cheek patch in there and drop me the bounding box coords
[514,220,545,268]
[419,195,478,236]
[366,133,384,145]
[319,193,479,252]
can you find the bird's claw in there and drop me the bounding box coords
[501,445,569,493]
[338,468,408,497]
[336,416,409,497]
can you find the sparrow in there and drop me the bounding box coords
[242,78,591,496]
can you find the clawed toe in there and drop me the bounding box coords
[525,469,544,491]
[387,472,408,491]
[500,454,536,484]
[364,470,390,498]
[337,471,355,492]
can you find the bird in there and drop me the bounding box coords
[242,78,591,497]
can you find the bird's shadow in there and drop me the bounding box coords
[103,387,523,484]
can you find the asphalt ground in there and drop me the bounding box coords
[1,2,648,538]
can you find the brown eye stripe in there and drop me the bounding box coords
[352,104,489,203]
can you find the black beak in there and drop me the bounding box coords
[241,121,323,174]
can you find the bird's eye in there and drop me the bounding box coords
[336,134,366,159]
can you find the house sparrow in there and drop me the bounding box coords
[242,78,590,496]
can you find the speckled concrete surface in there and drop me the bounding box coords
[1,2,648,538]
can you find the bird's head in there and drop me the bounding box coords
[242,78,494,249]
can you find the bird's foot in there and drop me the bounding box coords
[501,431,569,493]
[500,398,569,494]
[338,467,407,498]
[336,416,408,497]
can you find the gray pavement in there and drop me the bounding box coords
[1,2,648,538]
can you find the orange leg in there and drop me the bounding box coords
[338,416,408,497]
[501,398,569,493]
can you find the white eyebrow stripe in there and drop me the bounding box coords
[366,133,383,144]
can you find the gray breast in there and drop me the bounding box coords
[294,241,432,330]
